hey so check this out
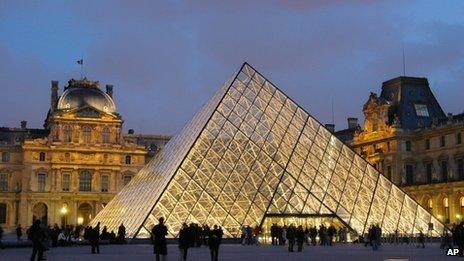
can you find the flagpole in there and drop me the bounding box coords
[80,56,84,79]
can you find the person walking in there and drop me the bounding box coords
[253,225,261,245]
[296,225,305,252]
[209,225,222,261]
[16,224,23,241]
[29,219,47,261]
[271,224,277,245]
[178,223,190,261]
[457,222,464,257]
[117,223,126,244]
[90,223,101,254]
[328,225,336,246]
[417,230,425,248]
[51,224,60,247]
[286,225,296,252]
[0,225,3,249]
[310,226,317,246]
[152,217,168,261]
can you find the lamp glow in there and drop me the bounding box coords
[60,206,68,215]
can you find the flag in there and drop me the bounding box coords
[77,59,83,65]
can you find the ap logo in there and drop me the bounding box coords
[446,248,460,256]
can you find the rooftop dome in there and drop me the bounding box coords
[57,78,116,114]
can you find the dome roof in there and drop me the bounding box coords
[57,78,116,114]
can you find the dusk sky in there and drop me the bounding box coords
[1,1,463,135]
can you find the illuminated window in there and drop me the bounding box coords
[62,173,70,192]
[64,125,72,142]
[101,175,109,192]
[0,173,8,192]
[125,155,131,165]
[414,104,429,117]
[123,174,132,186]
[102,127,110,143]
[79,171,92,192]
[444,197,450,223]
[83,126,92,144]
[1,152,10,163]
[39,152,46,162]
[460,197,464,216]
[0,203,6,224]
[37,173,46,192]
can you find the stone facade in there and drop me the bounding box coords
[0,79,170,232]
[337,76,464,226]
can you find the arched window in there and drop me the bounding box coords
[79,171,92,192]
[444,197,450,223]
[102,127,110,143]
[83,126,92,144]
[125,155,131,165]
[63,125,72,142]
[39,152,46,162]
[123,174,132,186]
[64,153,70,162]
[427,198,433,213]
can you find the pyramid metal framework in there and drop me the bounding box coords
[91,63,445,239]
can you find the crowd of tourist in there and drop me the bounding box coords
[21,220,127,260]
[269,223,348,249]
[4,219,464,260]
[151,217,224,261]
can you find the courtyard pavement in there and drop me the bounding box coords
[0,243,453,261]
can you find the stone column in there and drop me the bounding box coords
[72,169,78,192]
[72,201,78,226]
[93,169,99,193]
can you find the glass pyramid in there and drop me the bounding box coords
[91,63,445,239]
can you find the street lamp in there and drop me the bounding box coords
[60,206,68,215]
[60,204,68,226]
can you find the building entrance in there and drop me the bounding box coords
[260,214,355,244]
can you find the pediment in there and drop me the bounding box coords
[62,105,118,119]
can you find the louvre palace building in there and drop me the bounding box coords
[335,76,464,227]
[0,78,170,232]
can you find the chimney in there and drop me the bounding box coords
[51,81,59,111]
[347,117,358,129]
[128,129,134,134]
[106,84,113,98]
[325,124,335,133]
[20,121,27,130]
